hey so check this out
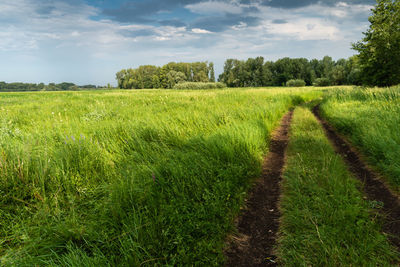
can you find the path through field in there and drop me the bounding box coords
[226,106,400,265]
[225,111,293,266]
[313,105,400,252]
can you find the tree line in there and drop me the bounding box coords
[0,82,108,92]
[116,56,361,89]
[218,56,361,87]
[116,62,215,89]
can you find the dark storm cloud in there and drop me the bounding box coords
[158,19,187,27]
[101,0,374,29]
[191,14,259,32]
[36,5,56,15]
[102,0,200,23]
[260,0,319,9]
[102,0,262,30]
[259,0,375,9]
[242,5,260,13]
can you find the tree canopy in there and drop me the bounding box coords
[218,56,361,87]
[353,0,400,86]
[116,62,215,89]
[0,82,101,92]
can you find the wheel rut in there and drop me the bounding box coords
[225,110,293,266]
[312,105,400,252]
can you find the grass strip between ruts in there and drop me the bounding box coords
[278,107,399,266]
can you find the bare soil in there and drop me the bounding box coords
[224,111,293,266]
[313,105,400,251]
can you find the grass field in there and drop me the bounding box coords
[0,88,321,266]
[278,107,398,266]
[320,86,400,190]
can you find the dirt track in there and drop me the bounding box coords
[225,111,293,266]
[313,105,400,251]
[225,106,400,266]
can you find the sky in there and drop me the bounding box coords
[0,0,375,86]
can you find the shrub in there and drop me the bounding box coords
[173,82,227,90]
[286,79,306,87]
[313,78,331,87]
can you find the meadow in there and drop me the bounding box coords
[320,87,400,191]
[0,88,321,266]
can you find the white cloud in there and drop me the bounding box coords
[267,19,340,40]
[192,28,212,34]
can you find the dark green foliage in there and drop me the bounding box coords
[286,79,306,87]
[0,82,103,92]
[353,0,400,86]
[116,62,216,89]
[209,63,216,82]
[313,78,331,87]
[218,57,272,87]
[273,58,313,86]
[218,56,361,87]
[173,82,226,90]
[0,82,45,92]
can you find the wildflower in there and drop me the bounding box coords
[152,173,156,183]
[71,135,75,141]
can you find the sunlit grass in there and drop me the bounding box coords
[320,86,400,190]
[0,88,322,266]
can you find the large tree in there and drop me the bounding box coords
[353,0,400,86]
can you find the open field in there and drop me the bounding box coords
[0,88,321,266]
[1,86,399,266]
[320,87,400,191]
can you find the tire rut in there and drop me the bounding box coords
[225,110,293,266]
[312,105,400,252]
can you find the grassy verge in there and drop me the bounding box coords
[320,87,400,190]
[278,107,398,266]
[0,88,321,266]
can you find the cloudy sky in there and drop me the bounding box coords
[0,0,375,85]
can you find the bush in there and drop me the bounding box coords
[313,78,331,87]
[286,79,306,87]
[173,82,227,90]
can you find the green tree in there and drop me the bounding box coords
[166,70,186,88]
[353,0,400,86]
[208,63,215,82]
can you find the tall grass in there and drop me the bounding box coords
[278,107,398,266]
[320,86,400,189]
[0,88,321,266]
[173,82,226,90]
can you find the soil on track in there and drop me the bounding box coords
[313,105,400,251]
[225,111,293,266]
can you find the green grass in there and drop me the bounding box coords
[278,107,398,266]
[320,86,400,190]
[0,88,321,266]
